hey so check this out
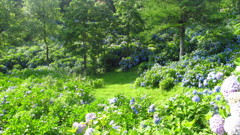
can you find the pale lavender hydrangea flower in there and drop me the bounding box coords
[85,113,96,123]
[216,72,224,80]
[109,120,115,125]
[108,97,117,104]
[112,125,121,131]
[73,122,86,134]
[221,76,240,98]
[224,115,240,135]
[84,128,94,135]
[209,114,225,135]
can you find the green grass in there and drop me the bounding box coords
[91,66,192,104]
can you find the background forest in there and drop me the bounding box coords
[0,0,240,134]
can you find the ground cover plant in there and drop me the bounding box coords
[1,0,240,134]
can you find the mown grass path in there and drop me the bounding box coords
[91,67,190,104]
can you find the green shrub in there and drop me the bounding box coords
[159,77,175,90]
[91,79,105,88]
[0,65,8,73]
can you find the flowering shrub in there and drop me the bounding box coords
[1,64,240,134]
[134,47,239,89]
[119,48,151,71]
[0,67,96,134]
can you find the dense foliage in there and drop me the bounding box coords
[0,0,240,134]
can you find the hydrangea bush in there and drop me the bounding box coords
[134,46,239,89]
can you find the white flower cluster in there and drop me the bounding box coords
[227,92,240,105]
[224,116,240,135]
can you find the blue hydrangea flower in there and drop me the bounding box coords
[192,95,200,102]
[192,90,197,95]
[131,106,139,114]
[129,97,135,105]
[203,80,208,86]
[140,82,146,87]
[210,101,215,105]
[198,82,203,88]
[153,114,161,124]
[216,95,221,101]
[203,89,208,94]
[208,91,213,95]
[148,104,155,113]
[214,86,221,93]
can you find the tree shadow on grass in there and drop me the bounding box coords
[91,67,139,85]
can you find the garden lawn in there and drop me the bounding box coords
[91,66,192,104]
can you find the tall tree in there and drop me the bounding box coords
[23,0,61,64]
[113,0,144,44]
[63,0,112,72]
[0,0,25,58]
[141,0,223,59]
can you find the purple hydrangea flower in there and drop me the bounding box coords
[221,76,240,98]
[209,114,225,135]
[192,95,200,102]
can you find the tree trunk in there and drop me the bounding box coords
[179,26,185,60]
[43,29,49,65]
[83,52,87,71]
